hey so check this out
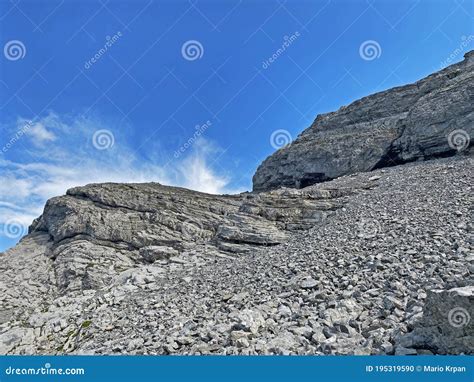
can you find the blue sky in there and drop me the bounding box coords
[0,0,473,251]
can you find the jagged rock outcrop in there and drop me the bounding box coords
[253,51,474,192]
[25,182,362,293]
[395,286,473,354]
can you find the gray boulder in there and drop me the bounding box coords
[139,246,178,263]
[396,286,473,354]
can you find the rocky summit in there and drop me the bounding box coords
[253,51,473,192]
[0,55,473,356]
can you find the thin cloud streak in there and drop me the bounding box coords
[0,112,242,243]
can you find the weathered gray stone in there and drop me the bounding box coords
[139,246,178,263]
[396,286,473,354]
[300,277,318,289]
[234,309,265,334]
[253,51,474,192]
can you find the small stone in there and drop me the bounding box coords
[394,346,417,355]
[381,342,394,354]
[127,338,144,351]
[176,337,193,345]
[222,293,233,302]
[300,277,318,289]
[277,305,292,317]
[139,246,178,263]
[169,257,187,265]
[230,330,250,341]
[234,309,265,334]
[236,338,250,348]
[311,329,326,344]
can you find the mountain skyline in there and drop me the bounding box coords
[1,0,473,251]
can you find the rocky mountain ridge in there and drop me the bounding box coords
[253,51,473,191]
[0,53,472,355]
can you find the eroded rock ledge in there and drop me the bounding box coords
[253,51,474,192]
[27,181,368,293]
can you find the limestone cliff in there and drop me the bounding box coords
[253,51,473,191]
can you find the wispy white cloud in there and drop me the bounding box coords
[18,111,66,147]
[28,122,57,145]
[179,138,231,194]
[0,112,241,242]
